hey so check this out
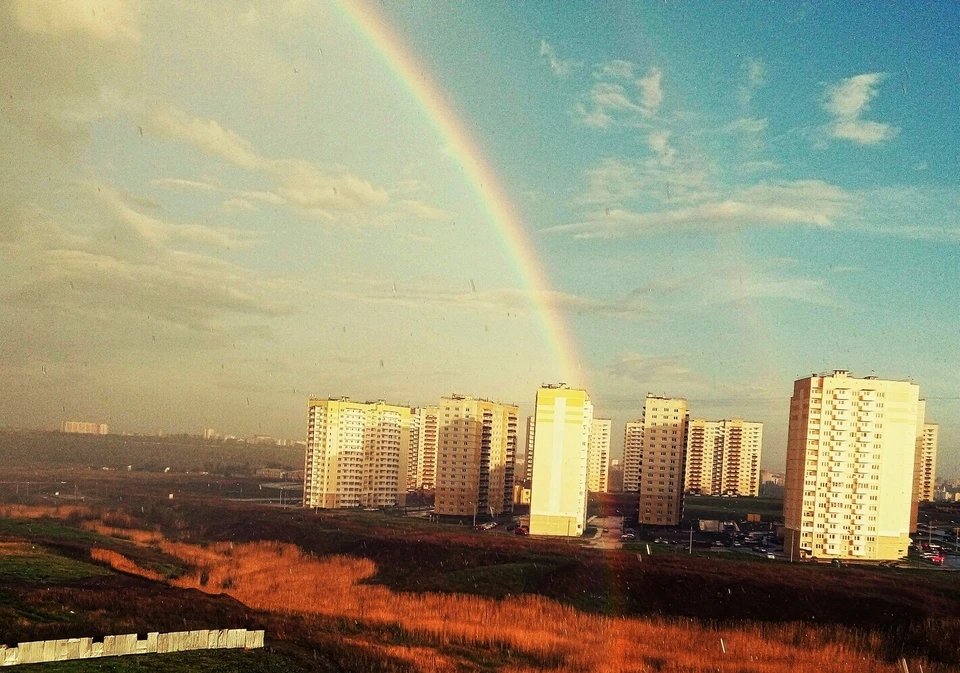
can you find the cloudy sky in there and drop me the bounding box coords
[2,1,958,475]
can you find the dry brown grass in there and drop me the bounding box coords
[0,504,94,520]
[90,535,931,673]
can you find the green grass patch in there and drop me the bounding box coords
[0,547,111,584]
[682,495,783,522]
[415,561,554,597]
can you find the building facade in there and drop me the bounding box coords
[529,385,593,536]
[303,398,411,509]
[684,419,763,497]
[410,406,439,490]
[784,370,921,561]
[586,418,612,493]
[434,395,518,518]
[916,422,938,503]
[622,421,643,493]
[62,421,108,435]
[638,395,688,526]
[523,415,536,482]
[607,459,624,493]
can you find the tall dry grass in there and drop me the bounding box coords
[91,535,931,673]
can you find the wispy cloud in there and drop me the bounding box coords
[575,61,664,128]
[540,39,581,77]
[823,73,899,145]
[555,179,850,238]
[11,0,141,42]
[738,58,766,106]
[145,108,456,227]
[316,279,653,321]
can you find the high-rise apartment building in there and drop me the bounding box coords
[622,421,644,493]
[916,423,938,502]
[435,395,518,518]
[684,419,762,497]
[304,398,411,509]
[608,459,624,492]
[638,395,688,526]
[523,415,536,482]
[587,418,612,493]
[409,406,439,490]
[62,421,108,435]
[529,385,593,537]
[784,370,921,561]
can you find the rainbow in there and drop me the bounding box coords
[335,0,582,387]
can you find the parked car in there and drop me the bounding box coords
[514,526,528,536]
[620,533,636,541]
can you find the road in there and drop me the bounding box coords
[588,515,624,550]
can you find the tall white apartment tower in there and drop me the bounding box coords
[529,385,593,537]
[784,370,921,561]
[622,421,644,493]
[587,418,612,493]
[304,398,411,509]
[684,419,763,497]
[638,395,688,526]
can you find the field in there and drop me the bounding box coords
[1,469,959,671]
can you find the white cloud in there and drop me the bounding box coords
[318,281,653,321]
[551,179,853,238]
[145,108,402,222]
[824,73,899,145]
[576,62,664,128]
[539,39,581,77]
[724,117,769,135]
[638,66,664,113]
[611,353,695,385]
[738,58,766,105]
[1,185,291,330]
[647,130,676,164]
[12,0,141,42]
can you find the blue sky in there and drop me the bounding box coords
[0,1,958,475]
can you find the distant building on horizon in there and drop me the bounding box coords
[61,421,108,435]
[622,421,643,493]
[529,385,593,537]
[607,458,624,493]
[303,397,411,509]
[434,395,518,518]
[915,419,938,503]
[684,419,762,497]
[784,370,920,561]
[587,418,612,493]
[638,395,688,526]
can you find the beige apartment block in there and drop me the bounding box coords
[529,385,593,536]
[622,421,644,493]
[917,423,938,501]
[435,395,519,517]
[685,419,762,497]
[784,370,921,561]
[304,398,411,509]
[638,395,688,526]
[587,418,612,493]
[409,406,439,490]
[62,421,109,435]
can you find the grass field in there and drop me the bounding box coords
[1,470,959,670]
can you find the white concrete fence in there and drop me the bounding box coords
[0,628,264,667]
